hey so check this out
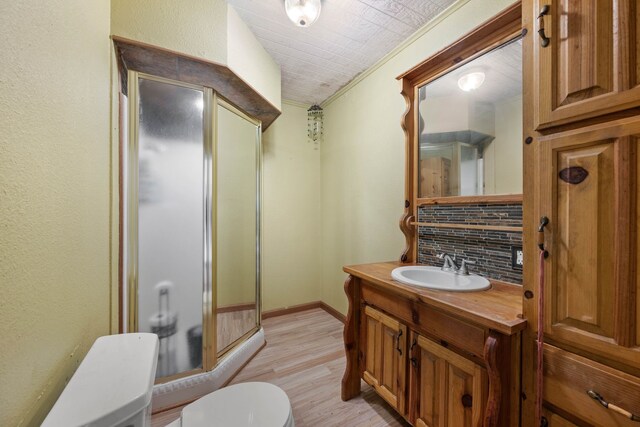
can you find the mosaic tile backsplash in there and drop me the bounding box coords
[417,203,523,284]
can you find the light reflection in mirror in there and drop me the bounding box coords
[418,37,523,198]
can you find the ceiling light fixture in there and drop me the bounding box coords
[285,0,321,28]
[457,71,485,92]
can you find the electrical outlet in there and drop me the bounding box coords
[511,246,523,268]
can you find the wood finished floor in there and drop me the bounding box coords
[152,308,410,426]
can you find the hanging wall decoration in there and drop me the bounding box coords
[307,104,323,148]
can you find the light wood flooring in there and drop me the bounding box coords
[152,308,409,426]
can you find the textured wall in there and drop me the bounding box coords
[262,102,322,311]
[417,204,523,284]
[0,0,112,425]
[111,1,282,110]
[488,95,523,194]
[320,0,518,314]
[111,0,228,65]
[227,6,282,110]
[217,105,259,307]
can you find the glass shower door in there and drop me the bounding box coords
[129,75,209,379]
[215,102,260,354]
[125,72,262,382]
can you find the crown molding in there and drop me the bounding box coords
[321,0,471,108]
[282,99,312,109]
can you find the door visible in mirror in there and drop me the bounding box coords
[417,38,522,198]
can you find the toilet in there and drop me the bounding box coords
[42,333,294,427]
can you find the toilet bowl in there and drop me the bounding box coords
[42,333,293,427]
[166,382,294,427]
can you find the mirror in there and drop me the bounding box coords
[417,38,522,198]
[216,103,260,353]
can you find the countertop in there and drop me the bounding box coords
[344,261,527,335]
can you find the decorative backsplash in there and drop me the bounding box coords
[417,203,522,284]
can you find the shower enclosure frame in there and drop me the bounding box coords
[124,70,262,383]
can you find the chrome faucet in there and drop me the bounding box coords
[437,252,458,272]
[437,252,476,275]
[457,259,477,275]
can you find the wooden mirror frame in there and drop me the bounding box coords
[396,2,522,264]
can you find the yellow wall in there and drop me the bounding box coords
[491,95,523,194]
[262,102,322,311]
[111,1,281,110]
[320,0,518,314]
[111,0,228,65]
[217,105,259,307]
[0,0,112,425]
[227,6,282,110]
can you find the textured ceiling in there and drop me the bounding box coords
[227,0,458,105]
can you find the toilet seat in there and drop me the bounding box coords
[172,382,294,427]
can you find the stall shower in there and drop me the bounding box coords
[123,73,261,380]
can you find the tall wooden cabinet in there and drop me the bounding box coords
[523,1,640,425]
[531,0,640,130]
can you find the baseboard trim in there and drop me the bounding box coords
[217,302,256,314]
[262,301,345,323]
[319,301,346,324]
[262,301,323,319]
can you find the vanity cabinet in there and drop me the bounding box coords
[540,410,579,427]
[409,332,487,427]
[341,263,526,427]
[362,305,407,413]
[530,0,640,130]
[361,304,488,425]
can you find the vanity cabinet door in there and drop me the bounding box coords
[361,305,407,414]
[410,333,487,427]
[530,0,640,130]
[536,117,640,369]
[540,410,579,427]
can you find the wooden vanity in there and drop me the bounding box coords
[341,262,525,427]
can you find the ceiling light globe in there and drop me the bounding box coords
[457,71,485,92]
[285,0,321,27]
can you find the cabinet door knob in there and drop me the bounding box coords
[395,330,403,355]
[461,394,473,408]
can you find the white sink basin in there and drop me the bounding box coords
[391,266,490,292]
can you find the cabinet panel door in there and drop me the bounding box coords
[363,310,381,382]
[411,334,486,427]
[542,344,640,427]
[538,117,640,368]
[541,409,579,427]
[361,305,407,413]
[532,0,640,129]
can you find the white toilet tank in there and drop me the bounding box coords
[42,333,159,427]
